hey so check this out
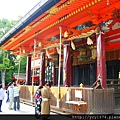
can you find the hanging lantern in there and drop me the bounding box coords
[64,31,69,38]
[38,42,42,47]
[90,46,97,59]
[23,49,25,53]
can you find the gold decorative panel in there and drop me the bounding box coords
[51,87,68,99]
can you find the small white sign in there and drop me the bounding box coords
[75,90,82,99]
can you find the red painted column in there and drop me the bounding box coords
[96,31,106,88]
[39,52,45,86]
[26,55,31,85]
[63,44,72,86]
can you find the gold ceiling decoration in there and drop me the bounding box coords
[49,6,58,15]
[67,29,95,41]
[11,38,15,42]
[3,0,101,54]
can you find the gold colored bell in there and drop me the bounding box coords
[80,83,83,88]
[64,31,69,38]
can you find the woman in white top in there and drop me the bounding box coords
[0,84,5,112]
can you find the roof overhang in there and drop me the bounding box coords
[0,0,120,56]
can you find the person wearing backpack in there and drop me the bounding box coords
[34,85,43,118]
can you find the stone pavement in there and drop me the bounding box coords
[0,92,56,115]
[0,95,75,120]
[0,91,119,120]
[0,100,53,115]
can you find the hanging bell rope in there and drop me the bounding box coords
[57,26,62,108]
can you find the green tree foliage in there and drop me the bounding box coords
[20,56,27,73]
[0,17,22,38]
[14,56,27,73]
[0,50,14,86]
[0,49,4,63]
[5,51,17,85]
[0,17,25,86]
[0,50,27,85]
[5,70,13,85]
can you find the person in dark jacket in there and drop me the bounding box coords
[34,85,43,118]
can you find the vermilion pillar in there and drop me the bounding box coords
[96,31,106,88]
[26,55,31,85]
[63,44,72,86]
[39,52,45,86]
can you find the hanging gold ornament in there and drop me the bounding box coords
[64,31,69,38]
[71,41,76,50]
[87,37,93,45]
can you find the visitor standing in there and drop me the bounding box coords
[13,83,20,111]
[8,82,14,110]
[41,82,51,119]
[6,83,10,103]
[34,85,43,118]
[0,84,5,112]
